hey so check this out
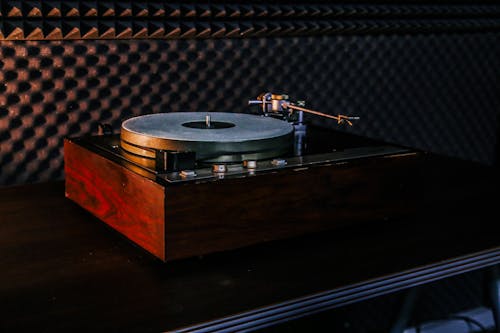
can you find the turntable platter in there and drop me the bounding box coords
[120,112,294,163]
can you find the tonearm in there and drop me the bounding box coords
[248,92,360,126]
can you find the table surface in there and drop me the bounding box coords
[0,165,499,332]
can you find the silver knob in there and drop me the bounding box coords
[271,159,287,167]
[212,164,227,173]
[243,160,257,169]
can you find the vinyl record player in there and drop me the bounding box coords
[64,93,445,262]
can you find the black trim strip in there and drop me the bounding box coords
[171,247,500,333]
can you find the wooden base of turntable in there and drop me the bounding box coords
[64,133,481,262]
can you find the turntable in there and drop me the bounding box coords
[65,93,433,262]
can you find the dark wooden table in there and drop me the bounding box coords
[1,167,499,332]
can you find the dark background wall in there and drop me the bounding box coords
[1,1,500,186]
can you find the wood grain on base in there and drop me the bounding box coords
[64,139,166,260]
